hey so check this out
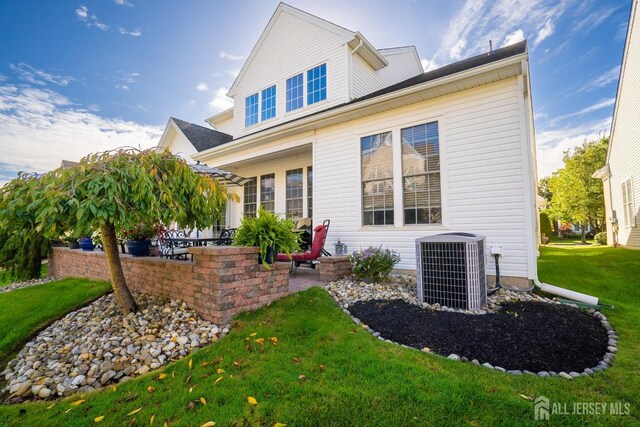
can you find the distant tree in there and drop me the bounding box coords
[0,173,50,281]
[2,148,233,314]
[538,176,553,204]
[548,136,608,243]
[539,211,554,241]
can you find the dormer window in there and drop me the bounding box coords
[261,85,277,121]
[286,73,304,112]
[245,93,259,127]
[307,63,327,105]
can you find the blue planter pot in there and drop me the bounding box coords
[126,239,151,257]
[79,237,95,251]
[259,245,277,265]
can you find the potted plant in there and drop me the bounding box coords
[233,206,301,267]
[122,222,162,257]
[78,236,95,251]
[62,234,80,249]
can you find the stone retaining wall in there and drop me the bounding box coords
[48,246,290,325]
[319,256,351,282]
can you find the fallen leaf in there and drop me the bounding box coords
[111,386,117,392]
[200,397,207,405]
[187,401,196,411]
[201,361,211,367]
[65,408,73,414]
[189,359,193,370]
[163,422,168,427]
[519,394,533,401]
[94,416,105,423]
[249,333,257,337]
[46,404,55,410]
[298,374,307,381]
[489,387,497,393]
[171,336,177,343]
[247,396,258,405]
[157,373,167,380]
[255,338,265,345]
[270,337,279,344]
[201,422,216,427]
[186,375,192,385]
[217,368,225,374]
[319,365,326,370]
[292,358,301,363]
[125,393,139,402]
[274,423,287,427]
[127,407,143,416]
[189,387,193,393]
[215,376,223,384]
[189,317,195,322]
[150,414,155,425]
[171,371,176,378]
[233,360,242,367]
[71,399,86,406]
[147,386,156,393]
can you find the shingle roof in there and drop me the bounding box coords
[171,117,233,152]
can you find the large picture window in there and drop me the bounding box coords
[622,179,635,227]
[286,73,304,112]
[307,63,326,105]
[285,168,303,218]
[260,173,275,213]
[307,166,313,219]
[361,132,394,226]
[402,121,441,225]
[245,93,259,127]
[261,85,276,121]
[243,177,257,217]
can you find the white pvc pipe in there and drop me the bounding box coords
[533,278,599,306]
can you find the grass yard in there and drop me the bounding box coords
[0,264,48,287]
[0,246,638,426]
[0,278,110,362]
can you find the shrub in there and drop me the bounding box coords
[539,211,554,240]
[350,246,400,283]
[594,232,607,245]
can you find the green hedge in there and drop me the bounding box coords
[539,211,554,239]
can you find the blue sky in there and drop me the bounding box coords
[0,0,631,184]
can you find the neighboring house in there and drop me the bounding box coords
[594,0,639,248]
[158,3,539,289]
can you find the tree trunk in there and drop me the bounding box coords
[100,222,138,314]
[581,225,587,244]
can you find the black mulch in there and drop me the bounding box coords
[349,300,609,373]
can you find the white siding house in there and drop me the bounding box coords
[158,3,539,289]
[594,0,640,249]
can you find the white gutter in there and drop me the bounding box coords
[193,52,528,161]
[348,38,364,100]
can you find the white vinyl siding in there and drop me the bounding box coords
[163,126,198,160]
[351,48,422,99]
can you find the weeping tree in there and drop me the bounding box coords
[0,173,51,281]
[24,148,232,314]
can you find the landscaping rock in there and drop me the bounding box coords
[2,293,224,401]
[0,276,56,294]
[447,354,460,361]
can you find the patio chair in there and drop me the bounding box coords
[215,228,237,246]
[276,219,330,276]
[158,230,192,261]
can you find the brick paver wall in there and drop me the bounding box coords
[318,256,351,282]
[49,246,290,325]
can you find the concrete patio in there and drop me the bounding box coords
[288,266,323,293]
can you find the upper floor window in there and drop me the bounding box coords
[307,63,327,105]
[402,122,441,225]
[362,132,394,226]
[261,85,276,121]
[245,93,259,127]
[286,73,304,112]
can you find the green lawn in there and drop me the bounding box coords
[0,264,48,287]
[0,278,110,361]
[0,247,638,426]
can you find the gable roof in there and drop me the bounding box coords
[165,117,233,152]
[227,3,386,97]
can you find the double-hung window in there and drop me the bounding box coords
[402,121,441,225]
[307,166,313,218]
[361,132,394,225]
[307,63,326,105]
[245,93,259,127]
[243,177,257,217]
[260,173,275,213]
[261,85,276,121]
[285,168,304,218]
[286,73,304,112]
[622,179,635,227]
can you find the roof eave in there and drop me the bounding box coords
[206,108,234,125]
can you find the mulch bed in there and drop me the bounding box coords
[349,300,609,372]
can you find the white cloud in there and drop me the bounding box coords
[9,63,75,87]
[534,19,554,46]
[0,74,6,82]
[118,27,143,36]
[420,58,440,72]
[211,72,222,78]
[544,98,616,126]
[113,0,134,6]
[227,68,240,78]
[449,39,467,60]
[0,84,162,185]
[504,29,525,46]
[208,87,233,112]
[195,82,209,92]
[219,51,244,61]
[583,66,620,91]
[76,5,88,20]
[573,5,620,34]
[115,84,129,90]
[536,117,611,178]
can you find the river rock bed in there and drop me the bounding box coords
[2,293,228,402]
[0,276,56,294]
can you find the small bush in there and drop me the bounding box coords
[594,232,607,245]
[539,211,554,240]
[350,246,400,283]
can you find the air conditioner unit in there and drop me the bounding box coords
[415,233,487,310]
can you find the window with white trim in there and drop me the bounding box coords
[261,85,276,121]
[285,168,303,219]
[245,93,259,127]
[260,173,275,213]
[402,121,442,225]
[243,177,257,217]
[622,178,635,227]
[307,63,326,105]
[361,132,394,226]
[286,73,304,112]
[307,166,313,219]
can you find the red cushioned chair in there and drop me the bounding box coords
[276,219,330,276]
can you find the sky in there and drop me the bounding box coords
[0,0,631,184]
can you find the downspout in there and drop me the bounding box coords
[348,38,364,100]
